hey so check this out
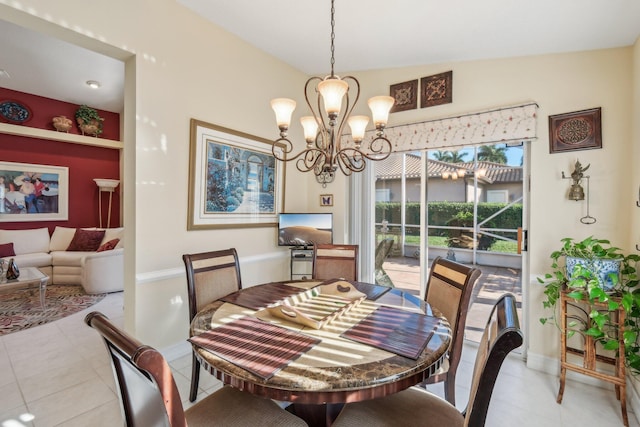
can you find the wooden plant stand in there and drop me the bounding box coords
[556,291,628,426]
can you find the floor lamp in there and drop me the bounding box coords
[93,179,119,228]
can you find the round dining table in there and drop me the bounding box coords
[189,279,451,427]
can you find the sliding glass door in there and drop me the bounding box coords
[371,143,526,342]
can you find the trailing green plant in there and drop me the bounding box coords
[75,104,103,136]
[538,236,640,374]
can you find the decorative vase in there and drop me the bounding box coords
[566,256,621,292]
[77,118,103,137]
[6,258,19,280]
[52,115,73,132]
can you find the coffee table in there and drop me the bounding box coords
[0,266,49,309]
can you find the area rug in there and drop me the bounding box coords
[0,284,106,336]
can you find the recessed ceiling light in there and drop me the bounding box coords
[0,69,10,79]
[86,80,101,89]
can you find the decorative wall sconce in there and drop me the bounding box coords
[562,160,595,224]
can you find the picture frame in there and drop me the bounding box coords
[187,119,286,230]
[0,161,69,222]
[389,79,418,113]
[320,194,333,207]
[420,71,453,108]
[548,107,602,153]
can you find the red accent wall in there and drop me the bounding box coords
[0,89,120,232]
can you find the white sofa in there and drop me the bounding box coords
[0,226,124,294]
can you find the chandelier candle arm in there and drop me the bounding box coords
[368,96,395,131]
[270,98,296,135]
[300,116,319,144]
[269,0,395,186]
[347,115,369,146]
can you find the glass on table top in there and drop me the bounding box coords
[0,265,47,284]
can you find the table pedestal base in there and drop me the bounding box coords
[287,403,344,427]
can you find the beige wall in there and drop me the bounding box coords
[2,2,638,377]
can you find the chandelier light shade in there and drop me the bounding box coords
[270,0,395,186]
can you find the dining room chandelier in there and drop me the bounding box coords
[270,0,395,186]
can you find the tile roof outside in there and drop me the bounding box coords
[375,156,522,183]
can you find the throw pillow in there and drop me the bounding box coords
[97,238,120,252]
[0,242,16,257]
[66,229,106,251]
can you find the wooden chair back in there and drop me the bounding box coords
[182,248,242,321]
[85,311,187,427]
[464,292,523,426]
[423,256,481,404]
[312,244,359,281]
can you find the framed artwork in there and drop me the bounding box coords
[320,194,333,207]
[389,79,418,113]
[187,119,286,230]
[0,161,69,222]
[420,71,453,108]
[548,107,602,153]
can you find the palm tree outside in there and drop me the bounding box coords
[477,145,507,163]
[447,150,468,163]
[432,150,452,161]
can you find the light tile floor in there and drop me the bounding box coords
[1,291,637,426]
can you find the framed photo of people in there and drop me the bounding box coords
[0,161,69,222]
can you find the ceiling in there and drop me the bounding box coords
[2,1,640,113]
[0,19,125,113]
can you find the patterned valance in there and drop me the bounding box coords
[364,102,538,153]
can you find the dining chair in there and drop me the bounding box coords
[312,243,359,281]
[183,248,242,402]
[85,311,308,427]
[419,256,481,406]
[332,292,523,427]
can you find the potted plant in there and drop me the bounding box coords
[75,104,103,136]
[538,236,640,374]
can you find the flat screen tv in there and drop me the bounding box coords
[278,213,333,248]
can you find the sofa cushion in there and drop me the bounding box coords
[67,229,105,251]
[97,238,119,252]
[10,252,53,269]
[52,265,83,285]
[0,227,50,255]
[0,242,16,257]
[50,226,78,251]
[100,228,124,248]
[51,251,92,266]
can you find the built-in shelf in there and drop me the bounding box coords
[0,122,123,150]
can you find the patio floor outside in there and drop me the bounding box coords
[383,256,522,342]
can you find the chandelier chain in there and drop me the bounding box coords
[330,0,335,77]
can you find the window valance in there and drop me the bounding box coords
[365,102,538,153]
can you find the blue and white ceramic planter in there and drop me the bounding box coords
[566,256,621,292]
